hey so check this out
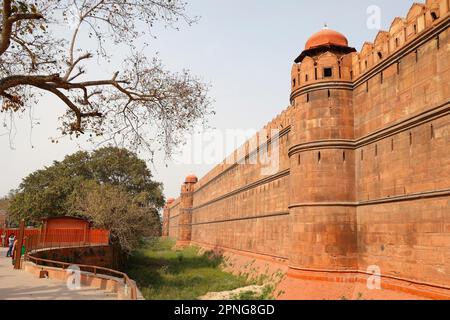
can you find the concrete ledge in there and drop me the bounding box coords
[23,259,144,300]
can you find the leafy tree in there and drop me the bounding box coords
[8,147,164,249]
[0,196,9,210]
[0,0,212,157]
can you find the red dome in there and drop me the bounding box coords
[305,28,349,50]
[185,174,198,184]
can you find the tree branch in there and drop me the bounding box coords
[9,13,44,23]
[63,52,92,81]
[0,1,44,56]
[11,36,37,70]
[0,0,211,158]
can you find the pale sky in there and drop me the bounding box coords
[0,0,415,199]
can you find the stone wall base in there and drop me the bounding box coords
[187,241,450,300]
[279,268,450,300]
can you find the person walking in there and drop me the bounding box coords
[11,238,18,266]
[6,233,15,257]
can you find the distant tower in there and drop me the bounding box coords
[176,174,198,247]
[288,29,358,271]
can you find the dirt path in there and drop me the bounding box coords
[0,247,115,300]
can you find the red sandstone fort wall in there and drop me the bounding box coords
[165,0,450,298]
[189,107,293,258]
[168,199,180,239]
[352,10,450,288]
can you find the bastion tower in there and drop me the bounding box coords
[176,174,198,247]
[288,28,359,273]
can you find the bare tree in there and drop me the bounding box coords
[70,181,161,253]
[0,0,212,157]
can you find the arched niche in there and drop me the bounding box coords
[299,56,315,83]
[389,17,406,52]
[373,31,390,62]
[340,53,354,80]
[360,42,375,71]
[406,3,426,39]
[291,64,301,89]
[316,52,339,80]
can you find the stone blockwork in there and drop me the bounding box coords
[164,1,450,299]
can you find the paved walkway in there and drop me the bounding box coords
[0,247,116,300]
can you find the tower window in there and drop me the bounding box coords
[431,12,438,21]
[395,38,399,48]
[323,67,333,78]
[365,61,368,69]
[318,152,321,163]
[306,93,310,103]
[305,74,309,82]
[293,78,296,87]
[378,52,383,59]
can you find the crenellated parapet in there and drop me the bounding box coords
[351,0,449,79]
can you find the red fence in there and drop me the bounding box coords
[0,228,40,247]
[0,228,109,248]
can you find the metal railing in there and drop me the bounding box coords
[18,229,137,300]
[1,228,40,247]
[25,253,138,300]
[23,229,109,252]
[2,228,110,248]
